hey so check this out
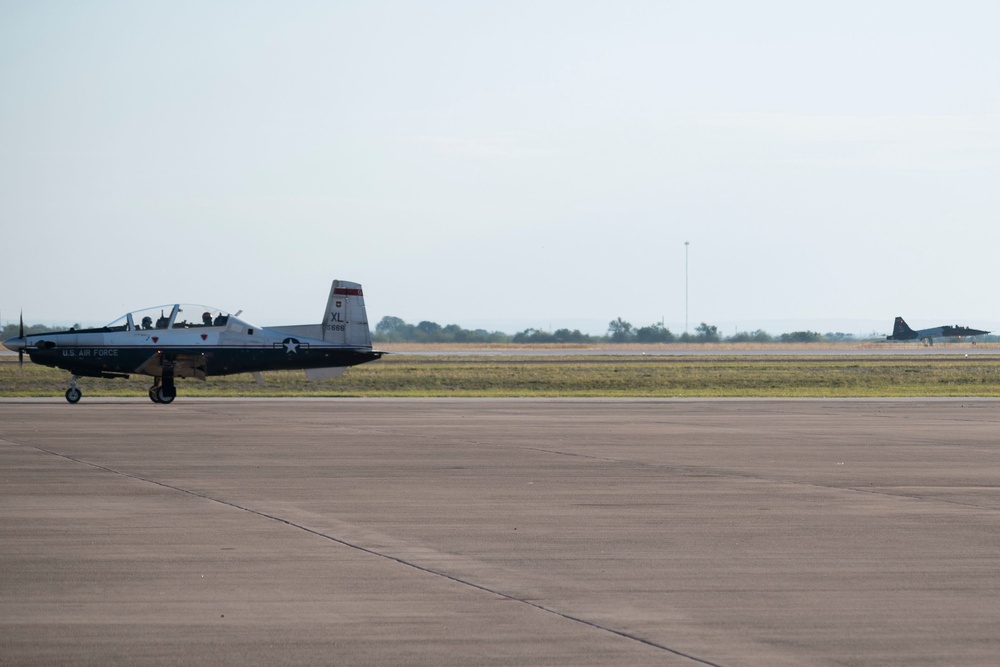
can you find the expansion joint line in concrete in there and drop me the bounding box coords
[26,442,729,667]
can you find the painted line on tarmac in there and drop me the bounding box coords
[19,439,729,667]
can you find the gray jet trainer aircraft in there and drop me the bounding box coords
[3,280,383,403]
[885,316,989,345]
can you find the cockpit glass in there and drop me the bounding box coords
[102,314,131,332]
[168,305,232,329]
[105,304,241,331]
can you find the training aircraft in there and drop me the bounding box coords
[2,280,383,404]
[885,316,990,345]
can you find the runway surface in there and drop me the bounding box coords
[2,398,1000,666]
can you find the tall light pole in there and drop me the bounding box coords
[684,241,690,335]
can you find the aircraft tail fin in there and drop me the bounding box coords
[887,316,917,341]
[322,280,372,348]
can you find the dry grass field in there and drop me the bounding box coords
[4,343,1000,398]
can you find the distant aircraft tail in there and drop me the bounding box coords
[886,316,917,341]
[322,280,373,348]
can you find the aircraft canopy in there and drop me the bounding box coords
[104,304,255,332]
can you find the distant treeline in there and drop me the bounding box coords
[372,316,870,344]
[1,323,81,338]
[12,319,986,345]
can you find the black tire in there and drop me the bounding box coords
[155,386,176,404]
[65,387,82,404]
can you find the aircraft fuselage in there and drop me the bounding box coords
[885,317,989,344]
[19,329,380,379]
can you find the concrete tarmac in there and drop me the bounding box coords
[2,398,999,666]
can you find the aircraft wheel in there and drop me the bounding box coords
[65,387,82,404]
[155,386,176,404]
[149,388,162,404]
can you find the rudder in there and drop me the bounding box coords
[888,316,917,341]
[323,280,372,348]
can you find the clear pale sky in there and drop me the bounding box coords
[2,1,999,336]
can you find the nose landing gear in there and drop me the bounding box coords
[65,375,82,404]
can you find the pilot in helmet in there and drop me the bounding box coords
[202,311,212,325]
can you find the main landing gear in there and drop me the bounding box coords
[60,366,179,405]
[148,376,176,404]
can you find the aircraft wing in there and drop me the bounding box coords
[135,351,207,381]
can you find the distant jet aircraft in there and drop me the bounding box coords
[3,279,383,404]
[885,317,989,345]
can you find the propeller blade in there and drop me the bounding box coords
[18,312,24,372]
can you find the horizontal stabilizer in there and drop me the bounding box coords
[305,367,346,381]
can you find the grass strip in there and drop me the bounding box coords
[4,354,1000,398]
